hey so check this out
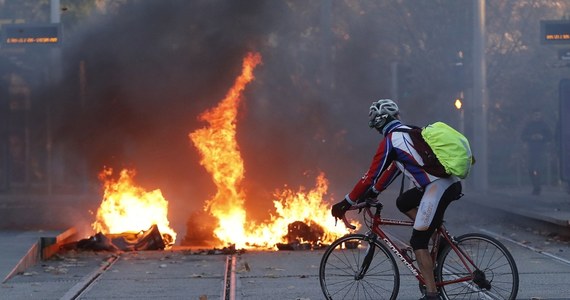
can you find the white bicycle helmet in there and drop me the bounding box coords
[368,99,399,129]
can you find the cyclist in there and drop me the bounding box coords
[331,99,462,300]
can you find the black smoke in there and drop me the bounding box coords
[50,0,390,237]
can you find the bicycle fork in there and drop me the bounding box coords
[355,235,376,280]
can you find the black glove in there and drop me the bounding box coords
[331,199,352,219]
[361,187,379,202]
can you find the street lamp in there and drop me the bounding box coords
[455,95,466,190]
[454,94,465,134]
[454,98,462,110]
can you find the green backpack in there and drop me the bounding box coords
[394,122,474,179]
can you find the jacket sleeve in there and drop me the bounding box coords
[372,163,401,193]
[347,136,396,202]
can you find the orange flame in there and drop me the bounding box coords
[244,172,352,248]
[189,52,260,246]
[189,52,353,249]
[92,167,177,246]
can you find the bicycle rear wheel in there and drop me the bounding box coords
[319,233,399,300]
[436,233,519,300]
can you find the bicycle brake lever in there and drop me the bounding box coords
[342,215,356,230]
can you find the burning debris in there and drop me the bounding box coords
[55,168,177,253]
[277,221,327,251]
[286,221,325,245]
[92,167,177,246]
[64,224,168,252]
[43,167,175,255]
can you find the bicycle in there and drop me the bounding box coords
[319,198,519,300]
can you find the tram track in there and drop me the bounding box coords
[60,254,120,300]
[53,252,236,300]
[222,255,237,300]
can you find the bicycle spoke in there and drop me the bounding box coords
[437,233,518,300]
[320,234,399,300]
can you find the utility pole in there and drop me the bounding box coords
[320,0,333,91]
[47,0,60,194]
[472,0,488,191]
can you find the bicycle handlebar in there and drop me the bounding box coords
[339,198,383,230]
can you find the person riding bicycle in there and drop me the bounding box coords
[331,99,463,300]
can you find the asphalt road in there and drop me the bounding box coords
[446,194,570,300]
[1,190,570,299]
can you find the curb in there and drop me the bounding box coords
[468,193,570,228]
[2,227,77,283]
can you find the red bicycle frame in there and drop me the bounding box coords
[352,204,479,288]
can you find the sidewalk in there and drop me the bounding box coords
[0,230,61,281]
[469,185,570,228]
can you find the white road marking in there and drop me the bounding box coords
[475,227,570,266]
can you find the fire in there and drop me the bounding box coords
[92,167,177,246]
[189,52,260,246]
[247,172,352,248]
[189,52,353,249]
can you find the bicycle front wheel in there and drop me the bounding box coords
[436,233,519,300]
[319,233,399,300]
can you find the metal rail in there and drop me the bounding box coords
[60,254,120,300]
[222,255,236,300]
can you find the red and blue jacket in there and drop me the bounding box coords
[346,120,440,203]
